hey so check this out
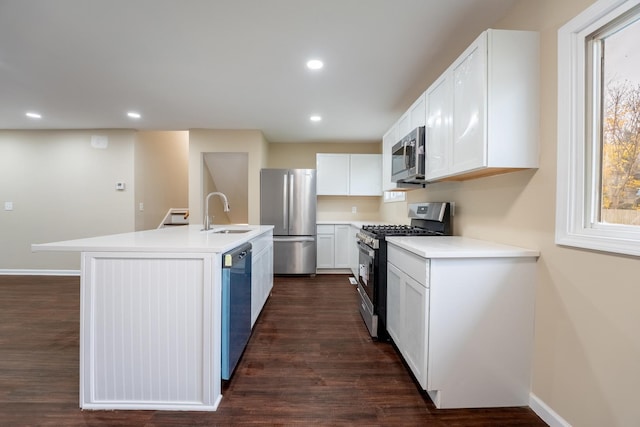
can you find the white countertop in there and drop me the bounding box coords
[386,236,540,259]
[317,220,393,227]
[32,224,274,254]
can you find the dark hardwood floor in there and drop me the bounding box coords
[0,274,546,426]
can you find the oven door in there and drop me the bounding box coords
[357,240,378,337]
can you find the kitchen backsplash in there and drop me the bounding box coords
[316,196,382,221]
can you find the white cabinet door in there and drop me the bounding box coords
[316,231,335,269]
[251,232,273,327]
[333,225,351,269]
[349,154,382,196]
[387,244,430,390]
[403,275,429,389]
[409,92,426,128]
[398,93,426,139]
[397,112,411,138]
[451,34,487,175]
[425,73,452,180]
[316,154,349,195]
[349,225,359,277]
[382,124,400,191]
[386,262,403,345]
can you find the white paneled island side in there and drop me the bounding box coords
[32,224,274,412]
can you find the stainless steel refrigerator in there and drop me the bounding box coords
[260,169,316,275]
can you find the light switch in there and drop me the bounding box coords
[115,182,126,191]
[4,201,13,211]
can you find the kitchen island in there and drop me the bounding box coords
[32,224,273,412]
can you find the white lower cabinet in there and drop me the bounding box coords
[250,231,273,328]
[316,225,336,269]
[333,225,351,269]
[386,251,429,389]
[316,224,353,271]
[349,225,359,277]
[386,242,536,409]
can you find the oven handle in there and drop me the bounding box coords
[357,240,375,258]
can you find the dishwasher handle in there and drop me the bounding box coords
[222,243,252,268]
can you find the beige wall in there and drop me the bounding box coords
[203,152,248,224]
[188,129,268,226]
[0,130,135,270]
[382,0,640,425]
[268,142,384,221]
[267,142,380,168]
[134,131,189,230]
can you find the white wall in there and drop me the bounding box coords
[0,130,135,271]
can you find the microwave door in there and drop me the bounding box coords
[392,141,407,182]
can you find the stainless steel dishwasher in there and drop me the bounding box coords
[221,242,252,380]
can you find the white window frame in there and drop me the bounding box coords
[557,0,640,257]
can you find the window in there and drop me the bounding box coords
[557,0,640,256]
[383,191,406,203]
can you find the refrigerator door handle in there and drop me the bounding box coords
[288,172,295,234]
[283,173,288,230]
[273,236,316,243]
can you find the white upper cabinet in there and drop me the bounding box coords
[316,153,382,196]
[316,153,350,195]
[409,93,426,128]
[398,92,426,139]
[382,123,399,191]
[349,154,382,196]
[423,29,540,181]
[425,73,453,180]
[451,34,487,174]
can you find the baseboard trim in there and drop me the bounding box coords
[0,269,80,276]
[316,269,351,275]
[530,393,572,427]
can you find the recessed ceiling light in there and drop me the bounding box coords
[127,111,141,119]
[25,112,42,119]
[306,59,324,70]
[310,115,322,122]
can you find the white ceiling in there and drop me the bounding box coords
[0,0,519,143]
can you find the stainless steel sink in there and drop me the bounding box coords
[211,229,251,234]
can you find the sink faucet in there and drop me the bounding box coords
[203,192,230,231]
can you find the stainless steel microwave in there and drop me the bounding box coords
[391,126,426,184]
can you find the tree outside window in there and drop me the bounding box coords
[598,14,640,225]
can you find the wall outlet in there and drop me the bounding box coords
[139,202,144,212]
[351,206,357,214]
[4,201,13,211]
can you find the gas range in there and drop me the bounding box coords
[355,202,453,340]
[357,225,443,249]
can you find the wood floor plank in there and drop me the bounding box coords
[0,274,546,426]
